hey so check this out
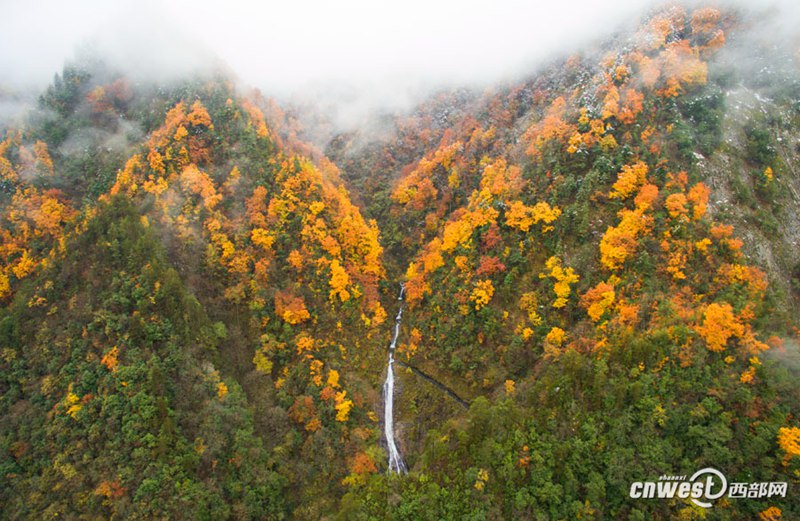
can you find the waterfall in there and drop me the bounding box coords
[384,284,407,473]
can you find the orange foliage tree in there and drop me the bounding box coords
[695,302,744,352]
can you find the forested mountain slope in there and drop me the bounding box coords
[0,4,799,519]
[328,6,800,519]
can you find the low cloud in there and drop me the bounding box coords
[0,1,655,98]
[1,0,798,131]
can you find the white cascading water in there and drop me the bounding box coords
[384,284,407,473]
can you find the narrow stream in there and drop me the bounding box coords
[383,284,407,474]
